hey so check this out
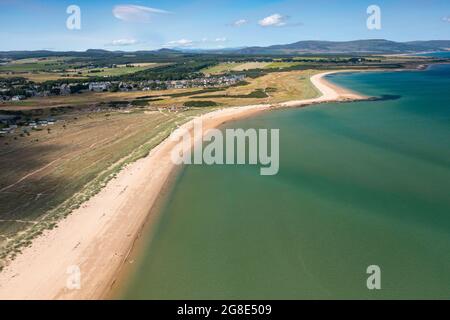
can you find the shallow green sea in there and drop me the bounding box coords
[123,64,450,299]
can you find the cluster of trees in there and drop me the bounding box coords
[194,89,268,99]
[0,77,36,97]
[69,83,89,93]
[0,77,29,85]
[184,100,218,108]
[117,61,215,81]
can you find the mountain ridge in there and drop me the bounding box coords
[232,39,450,54]
[1,40,450,59]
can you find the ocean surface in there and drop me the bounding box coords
[417,51,450,58]
[123,64,450,299]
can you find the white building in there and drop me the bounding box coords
[11,95,25,101]
[89,82,111,92]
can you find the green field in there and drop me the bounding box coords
[202,62,270,74]
[0,59,164,82]
[264,62,304,69]
[0,57,77,72]
[71,64,162,77]
[201,61,316,74]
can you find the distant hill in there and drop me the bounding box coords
[233,39,450,55]
[0,49,184,60]
[1,40,450,59]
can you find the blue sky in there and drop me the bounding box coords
[0,0,449,51]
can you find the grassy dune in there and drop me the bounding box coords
[0,108,207,264]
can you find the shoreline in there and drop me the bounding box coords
[0,70,366,300]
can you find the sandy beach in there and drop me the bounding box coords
[0,71,365,300]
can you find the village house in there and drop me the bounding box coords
[11,95,25,101]
[25,89,38,97]
[60,84,71,95]
[89,82,111,92]
[0,127,15,135]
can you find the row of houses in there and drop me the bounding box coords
[0,74,247,102]
[0,95,26,102]
[0,116,57,136]
[26,119,56,127]
[164,75,246,89]
[88,75,246,92]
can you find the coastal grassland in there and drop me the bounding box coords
[0,70,321,111]
[264,62,304,69]
[202,62,271,74]
[200,55,404,75]
[179,70,320,105]
[0,107,208,265]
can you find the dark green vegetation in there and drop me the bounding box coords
[117,61,213,81]
[193,89,269,99]
[183,100,218,107]
[135,88,223,100]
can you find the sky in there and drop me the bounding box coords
[0,0,449,51]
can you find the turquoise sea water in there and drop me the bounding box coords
[123,64,450,299]
[417,51,450,58]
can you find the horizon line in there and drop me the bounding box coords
[1,38,450,53]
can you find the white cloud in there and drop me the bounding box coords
[164,39,194,47]
[442,16,450,23]
[113,5,170,23]
[258,14,303,27]
[164,37,228,47]
[259,14,287,27]
[107,39,138,46]
[232,19,248,27]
